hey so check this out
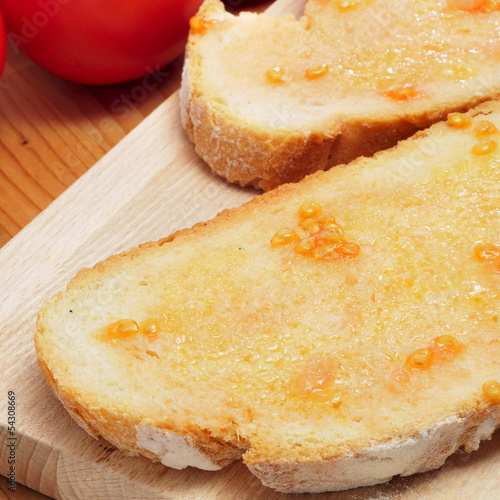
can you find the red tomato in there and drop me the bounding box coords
[0,0,204,84]
[0,9,6,79]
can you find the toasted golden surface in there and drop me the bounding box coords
[36,101,500,492]
[182,0,500,189]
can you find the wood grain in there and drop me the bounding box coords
[0,44,184,249]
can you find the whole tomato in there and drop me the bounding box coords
[0,9,6,79]
[0,0,204,84]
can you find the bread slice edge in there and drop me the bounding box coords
[246,407,500,493]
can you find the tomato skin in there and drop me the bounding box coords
[0,0,204,85]
[0,9,6,80]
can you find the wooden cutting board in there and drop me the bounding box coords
[2,1,500,498]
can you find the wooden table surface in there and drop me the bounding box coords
[0,2,272,498]
[0,43,184,250]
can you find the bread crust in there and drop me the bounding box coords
[181,0,500,190]
[35,325,244,469]
[246,408,500,493]
[38,319,500,493]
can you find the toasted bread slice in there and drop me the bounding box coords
[36,101,500,493]
[181,0,500,190]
